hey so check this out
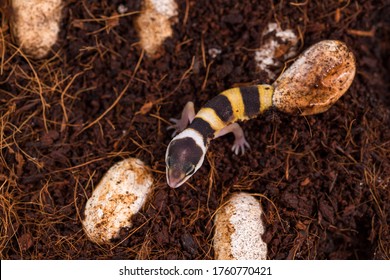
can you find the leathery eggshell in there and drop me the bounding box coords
[213,192,267,260]
[135,0,178,57]
[11,0,63,59]
[272,40,356,115]
[82,158,153,244]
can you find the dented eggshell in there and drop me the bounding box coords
[272,40,356,115]
[213,192,267,260]
[82,158,153,244]
[11,0,63,59]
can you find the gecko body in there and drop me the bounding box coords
[165,85,274,188]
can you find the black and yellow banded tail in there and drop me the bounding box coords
[188,85,274,143]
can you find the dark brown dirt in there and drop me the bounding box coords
[0,0,389,260]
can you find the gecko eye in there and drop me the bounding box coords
[185,165,195,176]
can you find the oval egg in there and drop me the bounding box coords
[11,0,62,59]
[213,192,267,260]
[82,158,153,244]
[272,40,356,115]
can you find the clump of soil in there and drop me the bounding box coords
[0,0,389,259]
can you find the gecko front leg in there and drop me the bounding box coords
[214,123,250,155]
[167,101,196,137]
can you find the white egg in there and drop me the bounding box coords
[272,40,356,115]
[135,0,178,57]
[11,0,63,59]
[213,192,267,260]
[82,158,153,244]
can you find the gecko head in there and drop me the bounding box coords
[165,129,207,188]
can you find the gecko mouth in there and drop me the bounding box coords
[166,168,188,188]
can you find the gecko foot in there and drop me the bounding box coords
[167,118,188,137]
[231,137,251,155]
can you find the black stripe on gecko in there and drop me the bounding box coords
[203,94,233,123]
[189,117,215,144]
[240,86,261,118]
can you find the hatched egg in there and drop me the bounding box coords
[272,40,356,115]
[82,158,153,244]
[213,192,267,260]
[11,0,63,59]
